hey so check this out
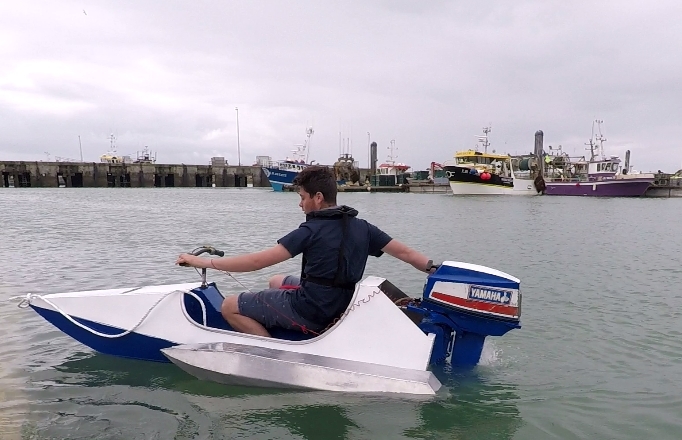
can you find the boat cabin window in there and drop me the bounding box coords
[457,156,492,165]
[281,163,304,171]
[597,162,618,172]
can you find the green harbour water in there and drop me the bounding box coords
[1,188,681,439]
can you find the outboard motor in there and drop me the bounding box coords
[407,261,521,367]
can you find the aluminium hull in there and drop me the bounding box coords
[162,342,442,395]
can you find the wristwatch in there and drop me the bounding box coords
[425,259,438,272]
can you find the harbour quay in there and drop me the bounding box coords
[0,161,270,188]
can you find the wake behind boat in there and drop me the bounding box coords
[13,246,523,395]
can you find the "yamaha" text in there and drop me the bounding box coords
[468,285,512,304]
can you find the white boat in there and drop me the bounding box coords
[13,247,522,395]
[100,133,132,164]
[443,127,540,195]
[371,140,411,186]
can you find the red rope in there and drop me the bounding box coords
[258,286,380,337]
[258,286,321,336]
[215,269,381,337]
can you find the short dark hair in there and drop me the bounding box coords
[293,165,337,203]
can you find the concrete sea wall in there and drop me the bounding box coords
[0,161,270,188]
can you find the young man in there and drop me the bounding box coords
[175,165,435,338]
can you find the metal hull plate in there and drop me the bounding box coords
[162,342,442,395]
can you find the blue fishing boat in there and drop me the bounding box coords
[263,127,315,191]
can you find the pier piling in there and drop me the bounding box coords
[0,161,269,188]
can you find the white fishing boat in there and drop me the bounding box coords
[100,134,132,164]
[443,127,540,195]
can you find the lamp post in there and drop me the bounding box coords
[367,132,370,169]
[235,107,241,166]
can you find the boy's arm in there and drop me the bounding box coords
[176,244,292,272]
[381,239,433,273]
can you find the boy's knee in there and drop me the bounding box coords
[268,274,287,289]
[221,295,239,316]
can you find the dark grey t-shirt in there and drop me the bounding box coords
[277,206,392,326]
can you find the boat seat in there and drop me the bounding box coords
[183,284,315,341]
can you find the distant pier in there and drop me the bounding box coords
[0,161,269,188]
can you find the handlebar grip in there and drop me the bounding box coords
[179,262,190,267]
[214,250,225,257]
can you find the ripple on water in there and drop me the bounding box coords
[1,190,682,439]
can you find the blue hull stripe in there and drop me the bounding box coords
[263,167,302,191]
[31,305,175,362]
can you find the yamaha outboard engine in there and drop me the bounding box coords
[408,261,521,367]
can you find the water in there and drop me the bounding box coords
[1,188,681,439]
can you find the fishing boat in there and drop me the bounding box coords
[510,154,545,194]
[262,127,316,191]
[541,121,654,197]
[406,163,448,185]
[133,146,157,164]
[12,246,523,395]
[333,153,361,186]
[99,133,132,164]
[443,127,539,195]
[370,140,411,186]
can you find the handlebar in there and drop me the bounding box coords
[190,246,225,257]
[179,246,225,267]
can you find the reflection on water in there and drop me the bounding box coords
[247,405,359,440]
[20,352,522,439]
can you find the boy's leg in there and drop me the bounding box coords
[268,274,300,289]
[220,295,271,337]
[222,287,321,336]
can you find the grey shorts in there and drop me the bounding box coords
[237,275,325,333]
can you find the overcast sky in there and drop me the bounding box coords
[1,0,680,172]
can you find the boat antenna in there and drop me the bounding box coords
[476,126,491,153]
[585,119,605,161]
[389,139,396,164]
[594,119,606,160]
[109,133,117,154]
[304,126,314,163]
[349,123,352,156]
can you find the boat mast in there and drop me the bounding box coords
[586,119,606,161]
[304,126,314,163]
[109,133,117,154]
[477,126,491,153]
[388,139,396,165]
[594,119,606,160]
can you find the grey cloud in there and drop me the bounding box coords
[1,0,680,172]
